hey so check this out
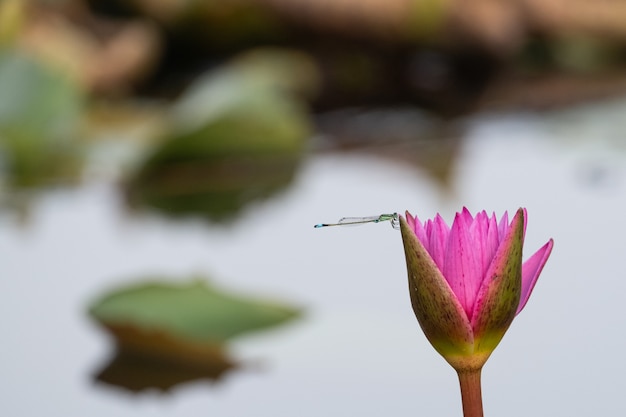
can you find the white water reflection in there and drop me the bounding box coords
[2,102,626,416]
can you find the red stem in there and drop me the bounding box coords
[457,368,484,417]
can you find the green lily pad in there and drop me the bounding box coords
[89,279,296,392]
[89,279,300,344]
[0,48,84,187]
[127,49,315,222]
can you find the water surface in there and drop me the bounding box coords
[2,100,626,416]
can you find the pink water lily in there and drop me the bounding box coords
[400,208,553,371]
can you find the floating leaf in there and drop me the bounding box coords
[127,49,315,222]
[89,279,300,391]
[0,49,84,187]
[89,279,301,344]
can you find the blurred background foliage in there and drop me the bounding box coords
[126,49,315,221]
[4,0,626,395]
[0,48,84,188]
[3,0,626,203]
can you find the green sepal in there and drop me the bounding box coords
[400,216,475,361]
[471,208,524,356]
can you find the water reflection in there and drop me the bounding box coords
[94,344,236,392]
[127,145,304,222]
[316,107,462,188]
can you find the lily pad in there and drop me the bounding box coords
[89,279,300,391]
[89,279,301,345]
[127,49,315,222]
[0,48,84,187]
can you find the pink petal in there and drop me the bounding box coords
[443,211,482,319]
[407,211,428,251]
[461,207,474,224]
[427,214,449,272]
[470,208,525,343]
[516,239,554,314]
[485,213,500,269]
[498,211,509,240]
[470,211,494,277]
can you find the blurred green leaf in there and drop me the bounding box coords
[162,80,310,158]
[0,48,84,187]
[128,49,315,222]
[169,48,317,140]
[89,278,295,392]
[0,49,82,143]
[89,279,300,344]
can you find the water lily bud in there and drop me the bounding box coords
[400,208,553,371]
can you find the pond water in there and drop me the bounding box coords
[3,98,626,416]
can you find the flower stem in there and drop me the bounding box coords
[457,368,483,417]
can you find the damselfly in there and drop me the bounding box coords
[314,213,399,230]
